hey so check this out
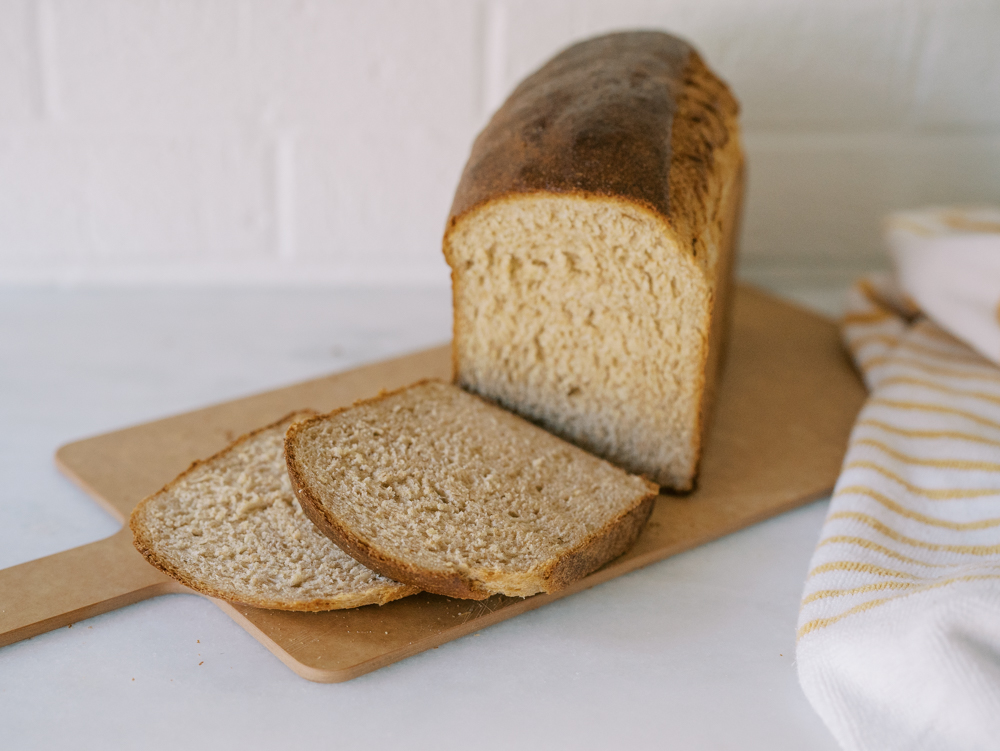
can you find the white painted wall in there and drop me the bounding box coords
[1,0,998,286]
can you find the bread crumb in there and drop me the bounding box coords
[129,412,418,611]
[286,381,656,599]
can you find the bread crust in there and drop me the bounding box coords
[444,31,739,267]
[285,381,660,600]
[442,30,744,491]
[686,159,745,491]
[129,411,420,611]
[449,31,687,225]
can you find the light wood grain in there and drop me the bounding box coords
[0,528,186,647]
[0,285,865,681]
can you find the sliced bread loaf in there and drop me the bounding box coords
[129,412,419,611]
[284,381,659,600]
[442,31,744,490]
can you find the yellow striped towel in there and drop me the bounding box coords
[797,267,1000,747]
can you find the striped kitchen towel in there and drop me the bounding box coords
[797,208,1000,751]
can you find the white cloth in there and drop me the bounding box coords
[797,207,1000,751]
[886,206,1000,366]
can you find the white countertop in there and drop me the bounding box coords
[0,283,848,751]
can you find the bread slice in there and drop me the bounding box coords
[129,412,419,611]
[442,31,744,490]
[284,380,659,600]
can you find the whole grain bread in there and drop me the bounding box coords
[284,380,659,600]
[129,412,419,611]
[442,30,744,490]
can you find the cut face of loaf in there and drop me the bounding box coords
[285,381,659,600]
[129,412,419,611]
[443,31,744,490]
[447,196,720,490]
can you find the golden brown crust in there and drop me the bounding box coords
[664,48,741,269]
[544,493,656,589]
[448,31,689,224]
[129,411,420,611]
[445,31,738,261]
[685,159,744,491]
[285,381,660,600]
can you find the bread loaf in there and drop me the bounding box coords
[129,412,419,611]
[442,31,743,490]
[285,381,658,600]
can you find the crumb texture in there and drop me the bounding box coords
[130,413,417,611]
[286,381,657,598]
[448,196,709,487]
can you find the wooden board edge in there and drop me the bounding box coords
[256,484,836,683]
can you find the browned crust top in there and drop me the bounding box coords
[446,30,738,240]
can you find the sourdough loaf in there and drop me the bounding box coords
[285,380,659,600]
[129,412,419,611]
[442,31,744,490]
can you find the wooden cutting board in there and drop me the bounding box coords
[0,285,865,682]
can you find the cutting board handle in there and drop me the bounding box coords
[0,527,184,648]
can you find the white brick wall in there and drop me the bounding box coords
[0,0,998,286]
